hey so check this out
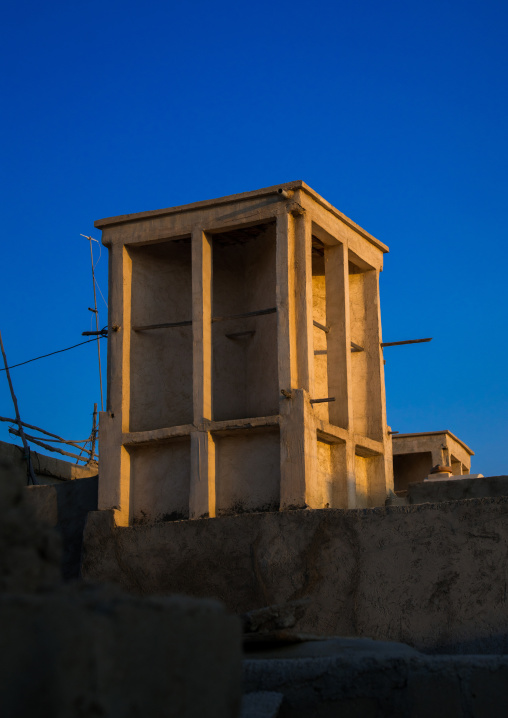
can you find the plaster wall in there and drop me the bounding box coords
[212,224,278,422]
[316,439,348,508]
[129,438,191,522]
[354,454,370,508]
[215,428,280,514]
[129,240,193,432]
[83,496,508,654]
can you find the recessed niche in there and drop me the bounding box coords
[212,223,278,422]
[312,237,329,422]
[393,451,433,491]
[316,438,348,508]
[214,428,280,515]
[129,437,191,523]
[349,259,383,441]
[129,239,193,432]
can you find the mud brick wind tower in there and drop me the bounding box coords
[95,182,394,526]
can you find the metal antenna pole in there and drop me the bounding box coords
[83,235,104,411]
[0,330,38,485]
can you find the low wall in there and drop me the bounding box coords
[83,497,508,654]
[25,477,98,579]
[408,474,508,504]
[244,643,508,717]
[0,439,97,485]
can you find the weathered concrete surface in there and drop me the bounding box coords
[0,461,60,593]
[83,498,508,653]
[243,640,508,717]
[24,476,98,579]
[0,586,242,718]
[0,439,97,485]
[408,475,508,504]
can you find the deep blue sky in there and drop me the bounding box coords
[1,0,507,475]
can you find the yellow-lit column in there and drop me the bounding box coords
[98,242,132,526]
[189,227,216,518]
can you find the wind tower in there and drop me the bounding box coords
[95,182,393,526]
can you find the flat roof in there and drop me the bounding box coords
[393,431,474,456]
[94,180,389,254]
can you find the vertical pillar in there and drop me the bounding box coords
[294,212,314,394]
[98,243,132,526]
[276,211,298,392]
[277,209,320,509]
[190,431,215,519]
[280,390,320,509]
[325,242,353,430]
[192,228,212,424]
[190,227,215,518]
[363,270,385,442]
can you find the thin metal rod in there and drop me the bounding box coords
[226,331,256,339]
[132,320,192,331]
[0,331,38,485]
[310,397,336,404]
[88,237,104,410]
[313,320,329,333]
[212,308,277,322]
[381,338,432,347]
[82,329,108,337]
[8,428,96,463]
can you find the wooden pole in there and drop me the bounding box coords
[89,403,98,465]
[8,428,96,463]
[87,237,104,411]
[0,416,88,447]
[0,331,38,485]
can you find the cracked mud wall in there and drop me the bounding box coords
[83,497,508,654]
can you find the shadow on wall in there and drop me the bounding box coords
[25,477,98,579]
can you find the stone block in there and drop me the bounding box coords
[0,586,242,718]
